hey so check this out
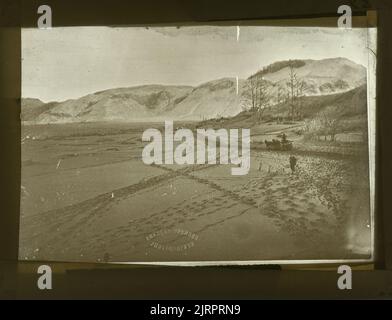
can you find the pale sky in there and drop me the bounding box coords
[22,26,372,102]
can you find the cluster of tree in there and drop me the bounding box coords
[241,74,271,123]
[253,59,306,77]
[285,64,309,121]
[242,61,310,123]
[303,110,342,142]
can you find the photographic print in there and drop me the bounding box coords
[19,25,376,264]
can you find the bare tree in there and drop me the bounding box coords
[242,74,271,123]
[255,76,271,121]
[318,111,342,142]
[286,64,298,121]
[295,80,309,120]
[242,76,258,112]
[303,118,319,141]
[276,85,285,105]
[285,62,308,121]
[303,110,341,142]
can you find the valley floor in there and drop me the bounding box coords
[19,122,372,263]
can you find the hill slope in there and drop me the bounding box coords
[21,99,60,122]
[254,57,366,96]
[22,57,367,124]
[32,85,193,124]
[263,84,367,119]
[168,78,246,120]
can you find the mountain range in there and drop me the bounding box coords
[22,57,367,124]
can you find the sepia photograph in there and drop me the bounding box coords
[19,25,376,264]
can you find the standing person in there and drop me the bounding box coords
[289,155,297,174]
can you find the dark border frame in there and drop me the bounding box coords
[1,0,391,299]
